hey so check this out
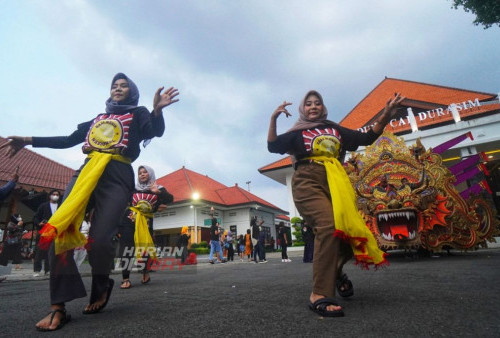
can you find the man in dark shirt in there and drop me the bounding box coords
[208,217,225,264]
[32,190,61,277]
[251,216,266,263]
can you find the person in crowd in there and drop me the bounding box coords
[237,234,245,261]
[257,227,267,263]
[270,236,275,252]
[1,72,179,331]
[209,219,225,264]
[0,166,19,201]
[267,90,402,317]
[244,229,252,262]
[225,230,234,262]
[32,190,61,277]
[74,211,92,270]
[301,221,314,263]
[250,216,264,263]
[176,226,190,264]
[0,214,24,270]
[278,222,290,263]
[119,165,173,289]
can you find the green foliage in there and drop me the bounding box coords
[190,241,208,249]
[450,0,500,28]
[188,247,210,255]
[292,241,305,247]
[290,216,303,225]
[292,224,303,245]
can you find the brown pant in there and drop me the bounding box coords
[292,162,353,298]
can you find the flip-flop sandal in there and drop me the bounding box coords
[308,297,345,317]
[83,279,115,314]
[336,273,354,298]
[120,280,132,289]
[35,309,71,331]
[141,276,151,284]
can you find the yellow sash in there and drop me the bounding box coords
[305,156,387,268]
[40,152,131,255]
[130,206,157,259]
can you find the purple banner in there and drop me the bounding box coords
[432,132,473,155]
[448,152,487,176]
[460,180,492,200]
[454,164,488,186]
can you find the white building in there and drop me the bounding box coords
[153,166,288,248]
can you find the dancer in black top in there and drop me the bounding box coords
[119,165,173,289]
[1,73,179,331]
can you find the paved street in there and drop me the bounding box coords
[1,247,499,337]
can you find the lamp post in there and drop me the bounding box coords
[192,192,200,243]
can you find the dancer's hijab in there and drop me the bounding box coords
[287,90,336,133]
[105,73,139,114]
[136,165,162,191]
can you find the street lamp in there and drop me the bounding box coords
[192,192,200,243]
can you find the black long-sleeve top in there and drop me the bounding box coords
[268,122,380,163]
[31,107,164,162]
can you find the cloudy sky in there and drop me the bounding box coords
[1,0,499,211]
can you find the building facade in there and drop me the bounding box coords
[153,167,288,248]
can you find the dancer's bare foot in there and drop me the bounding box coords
[310,292,342,312]
[35,304,67,331]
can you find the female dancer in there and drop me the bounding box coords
[267,90,403,317]
[1,73,179,331]
[119,165,173,289]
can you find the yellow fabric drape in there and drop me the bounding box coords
[41,152,131,255]
[305,155,386,268]
[130,206,157,260]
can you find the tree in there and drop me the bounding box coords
[450,0,500,29]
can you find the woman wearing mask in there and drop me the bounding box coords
[1,73,179,331]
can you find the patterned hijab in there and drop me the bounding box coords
[287,90,336,133]
[105,73,140,114]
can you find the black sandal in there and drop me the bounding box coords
[83,279,115,314]
[308,298,345,317]
[35,309,71,331]
[336,273,354,298]
[120,279,132,289]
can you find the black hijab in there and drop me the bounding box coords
[105,73,140,114]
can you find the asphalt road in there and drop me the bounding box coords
[1,249,499,337]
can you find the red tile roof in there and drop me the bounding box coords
[0,136,74,192]
[340,77,497,129]
[156,167,286,213]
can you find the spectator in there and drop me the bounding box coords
[278,222,291,262]
[177,226,190,264]
[32,190,61,277]
[0,214,24,270]
[209,218,225,264]
[225,230,234,262]
[301,221,314,263]
[74,211,92,270]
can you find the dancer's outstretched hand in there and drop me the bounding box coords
[153,86,180,116]
[271,101,293,120]
[0,136,28,158]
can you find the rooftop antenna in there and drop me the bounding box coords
[246,181,251,192]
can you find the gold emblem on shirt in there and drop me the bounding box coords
[88,119,122,149]
[312,135,340,158]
